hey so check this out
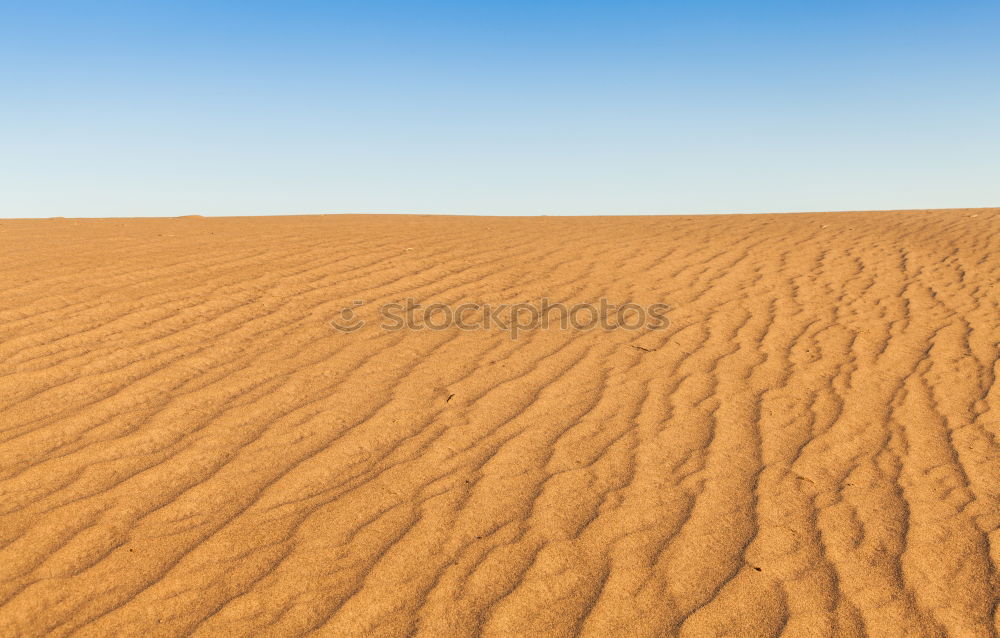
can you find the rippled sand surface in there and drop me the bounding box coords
[1,210,998,637]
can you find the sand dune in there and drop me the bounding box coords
[1,210,998,637]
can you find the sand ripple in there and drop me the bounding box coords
[1,211,998,636]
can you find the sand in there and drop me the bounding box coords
[0,210,998,637]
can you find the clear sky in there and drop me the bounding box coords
[2,1,998,217]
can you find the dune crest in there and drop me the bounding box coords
[1,210,998,637]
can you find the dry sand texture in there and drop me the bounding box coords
[1,210,999,637]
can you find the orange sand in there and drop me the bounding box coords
[1,210,998,637]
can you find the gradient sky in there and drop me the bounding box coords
[2,0,998,217]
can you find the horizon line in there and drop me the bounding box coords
[4,205,997,222]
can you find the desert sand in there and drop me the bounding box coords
[0,210,998,637]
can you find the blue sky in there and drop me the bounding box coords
[2,1,998,217]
